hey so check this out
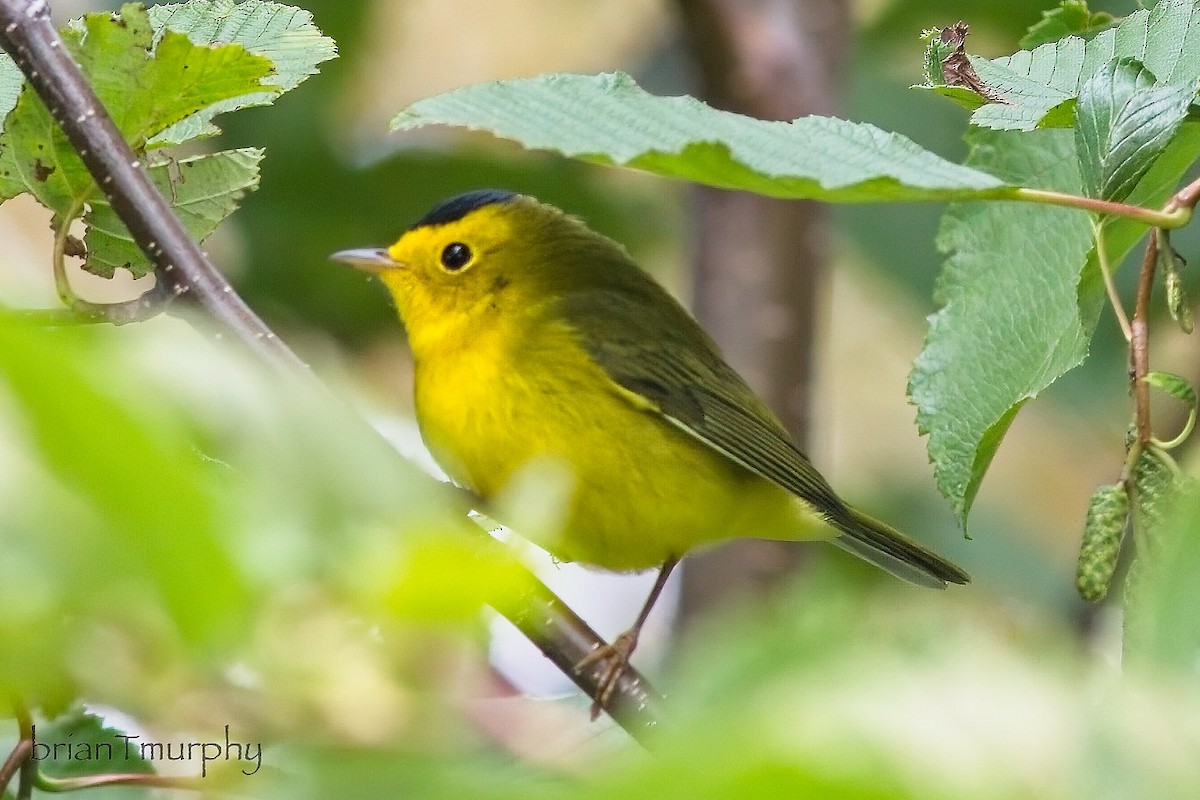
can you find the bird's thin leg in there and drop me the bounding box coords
[575,558,678,720]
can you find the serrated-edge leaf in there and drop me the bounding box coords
[392,72,1010,203]
[912,121,1200,529]
[82,148,263,277]
[910,129,1095,526]
[69,5,277,148]
[1075,58,1196,202]
[146,0,337,147]
[0,82,96,214]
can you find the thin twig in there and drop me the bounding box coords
[1131,230,1159,445]
[1094,220,1132,341]
[1164,173,1200,216]
[0,0,661,739]
[34,770,208,793]
[1016,187,1190,229]
[51,201,174,324]
[14,701,33,800]
[0,739,31,797]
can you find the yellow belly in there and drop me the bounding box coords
[413,317,824,571]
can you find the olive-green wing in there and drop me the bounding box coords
[558,289,851,524]
[559,288,970,588]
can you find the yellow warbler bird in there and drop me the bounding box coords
[333,190,968,713]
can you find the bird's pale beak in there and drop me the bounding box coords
[330,248,403,273]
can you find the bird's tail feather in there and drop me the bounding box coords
[831,508,970,589]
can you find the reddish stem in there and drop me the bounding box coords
[1131,231,1159,445]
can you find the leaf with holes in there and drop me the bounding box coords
[0,3,271,221]
[145,0,337,145]
[83,148,263,278]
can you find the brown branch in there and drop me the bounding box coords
[1131,230,1159,446]
[14,701,33,800]
[1164,173,1200,216]
[0,0,660,739]
[1015,188,1187,229]
[0,739,30,798]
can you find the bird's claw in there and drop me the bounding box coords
[574,630,639,721]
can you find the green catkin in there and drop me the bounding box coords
[1134,447,1176,534]
[1165,264,1194,334]
[1076,482,1129,602]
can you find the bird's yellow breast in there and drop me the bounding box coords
[410,301,814,571]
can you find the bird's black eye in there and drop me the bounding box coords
[440,242,472,271]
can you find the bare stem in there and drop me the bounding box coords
[1016,188,1190,229]
[1093,221,1132,341]
[34,770,208,793]
[1131,231,1159,446]
[1163,173,1200,216]
[0,740,31,798]
[14,701,33,800]
[51,202,173,324]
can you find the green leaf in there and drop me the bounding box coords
[0,57,21,200]
[909,129,1095,527]
[1145,371,1198,448]
[83,147,263,278]
[146,0,337,146]
[1075,58,1195,202]
[392,72,1011,203]
[0,4,273,222]
[0,52,19,120]
[1145,371,1198,409]
[911,118,1200,529]
[1019,0,1116,50]
[939,0,1200,131]
[69,3,277,149]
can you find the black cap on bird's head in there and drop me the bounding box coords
[407,189,517,231]
[331,189,519,274]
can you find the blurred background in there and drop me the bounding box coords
[2,0,1188,734]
